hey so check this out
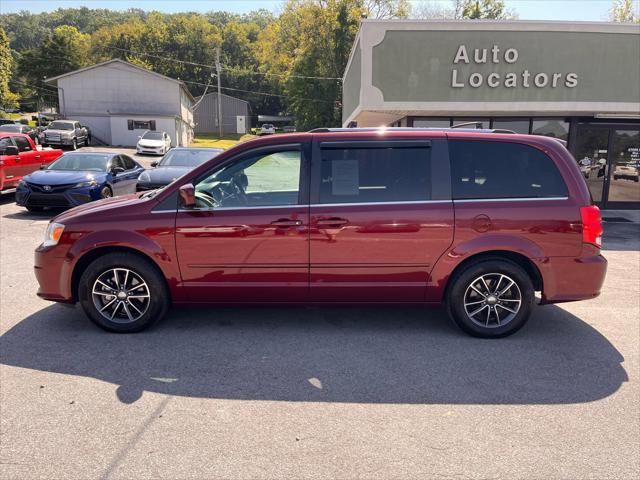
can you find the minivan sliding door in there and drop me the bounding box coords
[308,139,454,302]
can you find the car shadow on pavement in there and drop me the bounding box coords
[0,303,627,405]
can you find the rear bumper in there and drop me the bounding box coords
[537,250,608,304]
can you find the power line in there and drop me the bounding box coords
[221,65,341,81]
[102,45,342,81]
[182,78,338,104]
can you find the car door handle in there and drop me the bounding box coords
[271,219,302,228]
[316,217,349,227]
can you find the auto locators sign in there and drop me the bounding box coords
[450,45,578,89]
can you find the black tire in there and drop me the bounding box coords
[78,252,169,333]
[26,205,44,212]
[446,258,534,338]
[100,186,112,199]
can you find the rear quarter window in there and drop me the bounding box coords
[449,140,567,200]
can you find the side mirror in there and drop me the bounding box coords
[0,145,19,156]
[179,183,196,209]
[39,164,47,170]
[111,166,125,175]
[150,161,158,167]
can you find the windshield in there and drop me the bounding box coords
[47,154,110,172]
[142,131,163,140]
[0,125,22,132]
[159,149,220,167]
[48,121,74,131]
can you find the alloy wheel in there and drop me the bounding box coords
[463,273,522,328]
[91,268,151,323]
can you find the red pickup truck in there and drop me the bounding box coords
[0,133,63,192]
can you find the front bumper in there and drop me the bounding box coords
[34,245,74,303]
[44,137,75,146]
[137,146,165,155]
[16,185,102,209]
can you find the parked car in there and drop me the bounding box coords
[260,124,276,135]
[34,128,606,336]
[0,119,20,126]
[43,120,91,150]
[136,131,172,155]
[613,161,640,182]
[137,147,224,191]
[283,125,296,133]
[16,151,144,211]
[1,133,63,193]
[0,123,41,144]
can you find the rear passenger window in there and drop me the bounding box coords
[13,136,31,152]
[449,140,567,200]
[319,146,430,204]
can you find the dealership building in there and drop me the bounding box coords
[342,20,640,209]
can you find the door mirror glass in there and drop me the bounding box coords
[150,161,158,167]
[179,183,196,208]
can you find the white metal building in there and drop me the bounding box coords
[45,59,195,147]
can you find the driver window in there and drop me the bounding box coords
[195,149,302,209]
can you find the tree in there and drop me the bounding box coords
[17,25,90,94]
[362,0,411,18]
[460,0,516,19]
[610,0,640,22]
[0,27,20,110]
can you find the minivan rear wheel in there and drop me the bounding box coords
[446,259,534,338]
[78,252,169,332]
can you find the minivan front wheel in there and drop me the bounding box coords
[446,259,534,338]
[78,253,169,332]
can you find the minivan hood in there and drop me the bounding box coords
[52,193,144,224]
[25,170,105,186]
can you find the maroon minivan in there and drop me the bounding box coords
[34,128,607,337]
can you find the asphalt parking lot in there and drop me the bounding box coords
[0,190,638,479]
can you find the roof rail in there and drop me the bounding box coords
[309,127,516,134]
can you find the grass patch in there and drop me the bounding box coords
[192,133,256,149]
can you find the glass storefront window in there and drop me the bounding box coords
[609,129,640,204]
[574,126,609,203]
[412,118,451,128]
[491,119,531,134]
[532,119,569,141]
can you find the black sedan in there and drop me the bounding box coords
[136,147,224,191]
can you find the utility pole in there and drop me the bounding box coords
[215,46,223,139]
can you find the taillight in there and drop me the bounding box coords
[580,205,603,248]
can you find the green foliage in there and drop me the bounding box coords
[460,0,514,19]
[1,0,513,127]
[610,0,640,22]
[0,27,20,110]
[17,25,90,96]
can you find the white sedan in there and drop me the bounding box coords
[136,131,172,155]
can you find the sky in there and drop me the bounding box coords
[0,0,636,22]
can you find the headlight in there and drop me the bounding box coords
[43,222,65,247]
[74,180,98,188]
